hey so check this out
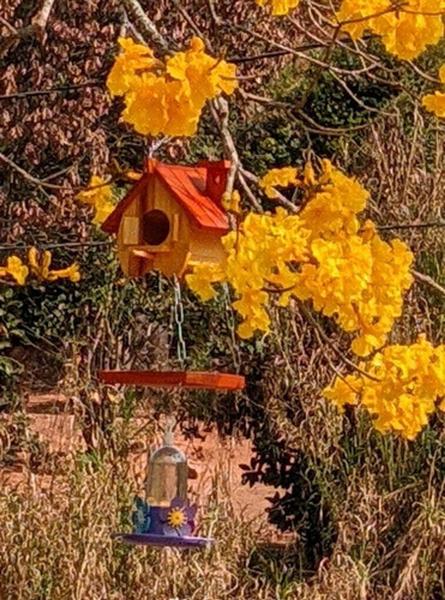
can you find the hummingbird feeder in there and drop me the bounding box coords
[99,370,245,549]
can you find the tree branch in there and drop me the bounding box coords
[32,0,56,31]
[0,0,57,58]
[121,0,170,54]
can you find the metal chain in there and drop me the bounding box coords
[223,282,241,370]
[172,274,187,367]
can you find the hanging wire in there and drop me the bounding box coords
[223,282,241,371]
[0,240,113,252]
[172,274,187,367]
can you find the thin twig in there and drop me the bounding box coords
[0,80,102,101]
[0,241,113,252]
[237,171,263,212]
[413,270,445,298]
[0,16,17,34]
[0,152,67,190]
[299,302,381,382]
[377,221,445,231]
[210,97,240,196]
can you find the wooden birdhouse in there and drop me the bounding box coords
[101,159,231,277]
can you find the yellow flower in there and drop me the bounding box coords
[185,263,225,301]
[2,256,29,285]
[324,337,445,440]
[323,375,362,412]
[47,264,81,283]
[27,247,81,283]
[259,167,298,199]
[77,175,115,224]
[28,247,51,279]
[222,190,241,214]
[375,0,445,61]
[255,0,300,16]
[166,37,237,106]
[122,73,169,135]
[107,37,158,97]
[186,160,413,357]
[167,508,187,529]
[337,0,445,60]
[422,92,445,118]
[336,0,389,39]
[107,36,237,138]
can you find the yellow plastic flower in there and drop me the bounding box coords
[47,264,81,283]
[255,0,300,16]
[1,256,29,285]
[167,508,187,529]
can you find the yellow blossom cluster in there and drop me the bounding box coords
[337,0,445,60]
[255,0,300,16]
[187,207,309,338]
[186,160,413,354]
[107,37,237,137]
[77,175,115,224]
[323,336,445,440]
[294,163,414,356]
[422,65,445,118]
[0,248,80,286]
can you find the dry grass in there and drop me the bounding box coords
[0,417,443,600]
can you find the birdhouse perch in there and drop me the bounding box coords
[101,159,231,277]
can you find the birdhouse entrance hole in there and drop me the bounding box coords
[143,210,170,246]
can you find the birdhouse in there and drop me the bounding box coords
[101,159,231,277]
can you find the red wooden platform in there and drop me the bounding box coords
[98,370,245,391]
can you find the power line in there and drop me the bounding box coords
[0,240,113,251]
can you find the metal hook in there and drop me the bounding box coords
[163,414,176,445]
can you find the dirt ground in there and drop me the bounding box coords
[2,393,280,524]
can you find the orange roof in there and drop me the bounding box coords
[102,159,230,234]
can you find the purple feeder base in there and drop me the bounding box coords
[112,532,213,548]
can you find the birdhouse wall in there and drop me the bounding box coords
[117,181,146,277]
[145,177,192,276]
[188,228,227,267]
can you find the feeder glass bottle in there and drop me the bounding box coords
[146,429,188,507]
